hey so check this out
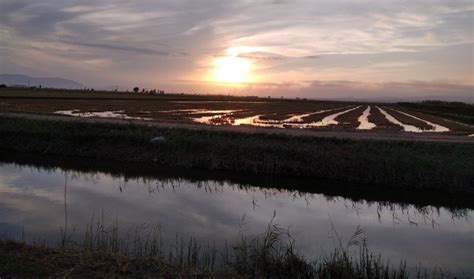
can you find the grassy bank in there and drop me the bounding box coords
[2,152,473,210]
[0,116,473,194]
[0,219,450,278]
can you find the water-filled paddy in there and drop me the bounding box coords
[3,89,471,137]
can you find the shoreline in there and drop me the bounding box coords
[2,152,473,210]
[0,230,426,278]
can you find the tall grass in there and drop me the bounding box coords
[2,153,473,210]
[0,116,473,193]
[1,214,459,278]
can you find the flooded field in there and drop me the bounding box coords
[54,109,153,121]
[1,89,472,136]
[0,160,472,276]
[357,106,377,130]
[377,107,423,133]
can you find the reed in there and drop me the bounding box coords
[1,216,458,278]
[1,116,473,194]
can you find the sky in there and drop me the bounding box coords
[0,0,473,101]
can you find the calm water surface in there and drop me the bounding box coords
[0,162,472,275]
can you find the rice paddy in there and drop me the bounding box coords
[54,109,153,121]
[1,88,472,137]
[357,106,377,130]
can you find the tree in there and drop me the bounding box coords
[133,87,139,93]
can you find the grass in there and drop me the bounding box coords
[0,215,457,278]
[0,116,473,194]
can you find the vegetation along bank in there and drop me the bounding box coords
[0,116,473,195]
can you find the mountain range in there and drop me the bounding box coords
[0,74,83,89]
[1,74,472,103]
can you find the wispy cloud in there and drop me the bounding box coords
[60,40,186,56]
[0,0,472,99]
[239,80,474,102]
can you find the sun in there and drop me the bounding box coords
[212,56,252,83]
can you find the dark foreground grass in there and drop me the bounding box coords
[0,218,454,279]
[0,116,473,194]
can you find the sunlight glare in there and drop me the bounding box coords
[213,56,252,83]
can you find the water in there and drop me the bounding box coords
[0,161,472,275]
[279,106,348,123]
[391,109,450,132]
[192,110,237,124]
[357,106,377,130]
[54,110,152,121]
[221,106,355,128]
[301,106,360,127]
[377,106,423,133]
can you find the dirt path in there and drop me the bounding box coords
[2,112,473,144]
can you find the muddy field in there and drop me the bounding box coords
[1,88,473,136]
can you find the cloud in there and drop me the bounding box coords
[61,40,185,56]
[0,0,472,99]
[168,77,473,103]
[243,80,474,102]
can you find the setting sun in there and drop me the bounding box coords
[1,1,473,276]
[213,56,252,83]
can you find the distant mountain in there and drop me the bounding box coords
[0,74,83,89]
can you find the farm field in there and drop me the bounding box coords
[1,88,474,277]
[1,88,473,138]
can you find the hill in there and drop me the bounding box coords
[0,74,83,89]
